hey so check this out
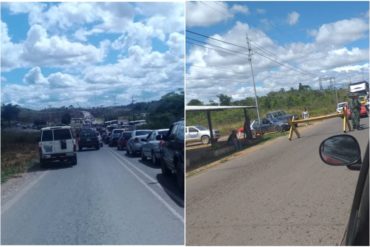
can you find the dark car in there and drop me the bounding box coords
[77,128,100,151]
[141,129,169,165]
[117,131,132,150]
[319,135,368,245]
[266,110,298,125]
[109,129,125,147]
[250,118,289,134]
[160,120,184,191]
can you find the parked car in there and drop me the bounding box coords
[38,126,77,167]
[185,125,220,144]
[160,120,184,191]
[117,131,133,150]
[77,128,100,151]
[319,135,368,245]
[266,110,298,124]
[141,129,169,165]
[109,128,125,147]
[126,129,152,156]
[250,118,289,134]
[337,102,348,113]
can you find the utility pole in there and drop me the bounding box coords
[246,34,261,127]
[131,96,135,121]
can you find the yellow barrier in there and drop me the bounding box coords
[288,108,351,141]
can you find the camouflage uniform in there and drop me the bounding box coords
[351,97,361,130]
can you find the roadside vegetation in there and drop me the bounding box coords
[187,86,348,136]
[1,130,39,183]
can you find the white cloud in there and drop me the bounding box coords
[23,67,48,85]
[287,11,300,26]
[256,9,266,15]
[230,4,249,15]
[186,18,369,103]
[186,1,232,27]
[313,18,368,45]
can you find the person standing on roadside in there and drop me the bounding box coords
[243,115,252,140]
[350,95,361,130]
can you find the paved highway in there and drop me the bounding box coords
[186,117,369,245]
[1,146,184,244]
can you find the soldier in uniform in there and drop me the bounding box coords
[350,95,361,130]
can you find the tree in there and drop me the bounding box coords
[61,112,71,125]
[217,94,232,106]
[1,104,20,127]
[187,99,203,106]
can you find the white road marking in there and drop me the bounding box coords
[1,170,49,215]
[110,149,184,205]
[106,149,184,223]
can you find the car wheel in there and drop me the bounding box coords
[152,152,158,166]
[161,159,171,176]
[175,163,184,192]
[141,151,147,161]
[126,147,131,156]
[201,135,210,144]
[71,156,77,166]
[96,145,100,150]
[40,158,47,168]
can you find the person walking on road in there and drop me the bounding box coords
[350,95,361,130]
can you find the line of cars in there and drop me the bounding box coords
[106,120,184,191]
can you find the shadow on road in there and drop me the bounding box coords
[137,159,160,169]
[27,161,75,173]
[156,173,184,208]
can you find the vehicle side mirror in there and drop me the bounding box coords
[319,134,361,166]
[141,138,147,142]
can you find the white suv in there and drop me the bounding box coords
[185,125,220,144]
[39,126,77,167]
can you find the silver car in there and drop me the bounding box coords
[141,129,169,165]
[126,130,152,156]
[185,125,220,144]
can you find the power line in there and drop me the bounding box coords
[186,30,317,77]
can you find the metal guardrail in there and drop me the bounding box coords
[288,106,351,140]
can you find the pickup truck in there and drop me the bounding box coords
[186,125,220,144]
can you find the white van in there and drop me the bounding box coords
[39,126,77,167]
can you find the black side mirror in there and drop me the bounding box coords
[319,134,361,166]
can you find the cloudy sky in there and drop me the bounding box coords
[186,1,369,103]
[1,2,184,109]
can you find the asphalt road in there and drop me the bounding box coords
[186,117,369,245]
[1,146,184,244]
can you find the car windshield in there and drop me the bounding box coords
[136,130,151,136]
[159,130,168,135]
[42,130,53,141]
[195,125,207,130]
[53,129,71,140]
[177,125,184,140]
